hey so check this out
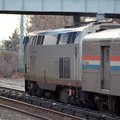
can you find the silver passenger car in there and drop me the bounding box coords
[83,28,120,96]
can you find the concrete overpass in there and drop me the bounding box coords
[0,0,120,18]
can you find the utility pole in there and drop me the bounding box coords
[19,14,24,68]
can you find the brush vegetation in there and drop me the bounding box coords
[0,51,19,77]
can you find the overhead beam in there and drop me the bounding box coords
[0,0,120,18]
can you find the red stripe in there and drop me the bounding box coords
[110,56,120,61]
[49,82,82,88]
[83,56,100,60]
[37,80,82,87]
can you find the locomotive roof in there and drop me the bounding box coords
[28,26,86,36]
[83,28,120,42]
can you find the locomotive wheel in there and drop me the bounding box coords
[36,88,41,97]
[36,87,44,97]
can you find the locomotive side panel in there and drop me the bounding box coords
[82,42,101,92]
[29,44,81,91]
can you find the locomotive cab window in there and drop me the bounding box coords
[32,36,37,45]
[36,35,45,45]
[41,35,44,45]
[43,34,57,45]
[59,33,69,45]
[37,35,44,45]
[58,32,77,45]
[37,36,42,45]
[56,34,61,44]
[59,58,70,78]
[67,32,77,44]
[23,37,29,45]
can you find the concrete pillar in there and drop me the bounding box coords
[96,13,105,22]
[73,14,81,26]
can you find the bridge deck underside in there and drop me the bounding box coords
[0,0,119,18]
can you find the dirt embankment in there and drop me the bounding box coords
[8,72,24,79]
[0,51,19,77]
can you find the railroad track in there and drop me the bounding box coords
[0,95,84,120]
[0,88,120,120]
[0,86,25,93]
[0,100,49,120]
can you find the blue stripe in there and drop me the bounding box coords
[83,65,100,70]
[110,66,120,71]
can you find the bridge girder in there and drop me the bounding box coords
[0,0,119,19]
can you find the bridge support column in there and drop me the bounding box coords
[73,15,81,26]
[96,13,105,22]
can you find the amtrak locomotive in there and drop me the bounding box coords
[23,23,120,115]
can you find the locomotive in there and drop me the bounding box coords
[23,22,120,115]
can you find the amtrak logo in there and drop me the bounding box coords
[30,55,36,67]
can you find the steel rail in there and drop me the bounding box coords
[0,96,85,120]
[0,86,25,93]
[0,103,50,120]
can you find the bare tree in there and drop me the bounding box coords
[26,15,73,33]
